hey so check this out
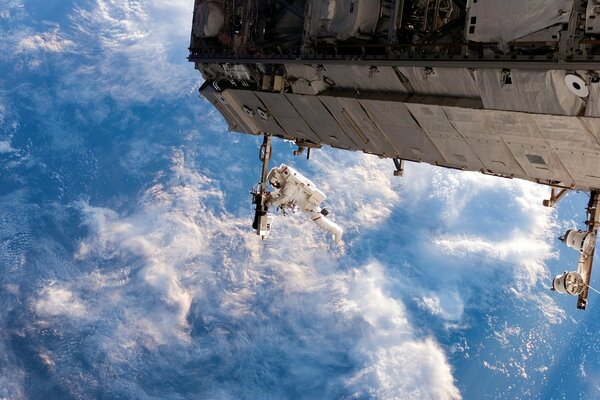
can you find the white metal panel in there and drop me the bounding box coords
[584,80,600,117]
[220,90,262,134]
[226,89,290,138]
[404,104,459,138]
[405,104,484,169]
[532,114,600,152]
[555,148,600,188]
[201,86,255,134]
[465,0,572,42]
[486,111,544,139]
[443,107,526,176]
[222,85,600,190]
[465,137,525,177]
[513,25,562,42]
[503,137,575,185]
[578,118,600,149]
[357,99,445,162]
[318,96,392,155]
[326,0,380,38]
[285,93,353,149]
[397,67,480,98]
[476,69,585,116]
[305,0,380,40]
[255,92,322,144]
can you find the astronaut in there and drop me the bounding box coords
[266,164,343,245]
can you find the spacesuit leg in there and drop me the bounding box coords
[309,212,343,245]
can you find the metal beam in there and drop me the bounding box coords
[189,53,600,71]
[543,188,569,208]
[577,190,600,310]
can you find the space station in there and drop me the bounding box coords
[189,0,600,309]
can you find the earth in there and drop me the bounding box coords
[1,1,599,399]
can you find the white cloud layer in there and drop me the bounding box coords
[0,140,14,154]
[34,283,88,318]
[310,151,402,228]
[60,150,461,398]
[65,0,200,103]
[17,30,73,53]
[342,264,461,399]
[302,148,563,325]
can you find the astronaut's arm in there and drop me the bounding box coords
[266,187,289,209]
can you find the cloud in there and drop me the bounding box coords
[401,166,558,311]
[493,323,522,347]
[427,172,561,314]
[17,30,73,53]
[350,338,461,400]
[341,264,461,399]
[0,0,25,22]
[63,0,201,103]
[302,151,402,231]
[0,140,14,154]
[34,283,88,318]
[1,0,200,101]
[0,98,6,126]
[0,284,26,400]
[280,149,568,393]
[58,150,461,398]
[289,148,563,333]
[417,291,465,322]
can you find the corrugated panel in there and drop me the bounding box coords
[443,107,526,176]
[201,86,254,134]
[532,114,600,152]
[285,94,353,149]
[225,89,290,138]
[578,119,600,148]
[555,148,600,188]
[486,111,544,139]
[513,25,562,42]
[358,99,445,163]
[405,103,484,169]
[218,85,600,190]
[255,92,322,144]
[318,96,392,155]
[503,136,575,184]
[467,137,525,177]
[220,90,262,134]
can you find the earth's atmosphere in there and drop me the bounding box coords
[1,1,600,399]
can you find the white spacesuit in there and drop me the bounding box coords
[266,164,343,244]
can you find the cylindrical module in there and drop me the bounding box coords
[562,230,596,256]
[552,271,585,296]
